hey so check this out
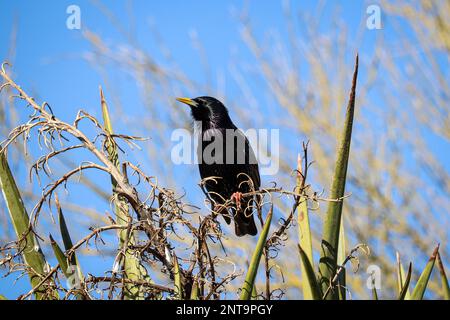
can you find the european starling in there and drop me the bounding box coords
[177,96,260,236]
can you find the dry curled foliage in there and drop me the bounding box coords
[0,63,343,300]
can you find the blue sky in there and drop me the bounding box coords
[0,1,448,299]
[0,0,368,121]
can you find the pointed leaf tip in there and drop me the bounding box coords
[411,245,439,300]
[398,262,412,300]
[430,244,440,261]
[318,54,359,298]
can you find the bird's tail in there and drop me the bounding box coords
[234,210,258,237]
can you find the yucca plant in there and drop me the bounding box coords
[0,56,447,300]
[231,55,448,301]
[100,87,149,300]
[0,148,56,299]
[291,55,445,300]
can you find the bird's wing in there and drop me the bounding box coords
[235,129,261,190]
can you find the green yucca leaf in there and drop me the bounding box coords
[319,55,359,299]
[100,87,146,300]
[411,245,439,300]
[100,87,116,157]
[337,216,346,266]
[396,252,411,299]
[296,154,315,300]
[372,286,378,300]
[398,262,413,300]
[55,194,74,257]
[240,207,273,300]
[55,194,83,279]
[298,244,322,300]
[251,284,258,300]
[53,195,85,299]
[337,266,346,300]
[49,235,84,300]
[0,150,50,299]
[190,278,199,300]
[100,86,120,185]
[337,216,346,300]
[49,234,69,279]
[436,252,450,300]
[173,254,182,300]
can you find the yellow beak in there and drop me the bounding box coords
[176,97,197,107]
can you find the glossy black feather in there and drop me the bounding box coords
[185,96,260,236]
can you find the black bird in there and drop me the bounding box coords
[177,96,260,236]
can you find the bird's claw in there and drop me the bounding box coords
[231,192,243,210]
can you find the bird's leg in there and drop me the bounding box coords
[231,192,243,211]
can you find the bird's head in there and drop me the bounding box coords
[176,96,233,128]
